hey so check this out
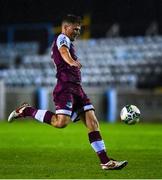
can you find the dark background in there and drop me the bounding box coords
[1,0,162,44]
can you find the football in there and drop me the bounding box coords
[120,105,140,125]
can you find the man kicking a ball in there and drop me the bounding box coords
[8,14,128,170]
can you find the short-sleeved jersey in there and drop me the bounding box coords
[51,34,81,83]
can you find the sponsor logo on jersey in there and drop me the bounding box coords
[66,101,72,109]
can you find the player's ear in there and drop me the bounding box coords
[63,23,69,31]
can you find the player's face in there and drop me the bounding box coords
[66,23,81,41]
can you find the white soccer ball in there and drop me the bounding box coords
[120,105,140,125]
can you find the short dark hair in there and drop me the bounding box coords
[62,14,81,25]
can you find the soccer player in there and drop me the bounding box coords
[8,14,128,170]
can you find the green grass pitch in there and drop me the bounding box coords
[0,120,162,179]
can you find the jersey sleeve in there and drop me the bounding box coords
[56,34,71,49]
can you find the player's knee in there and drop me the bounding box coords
[55,122,67,128]
[54,115,70,128]
[55,119,68,128]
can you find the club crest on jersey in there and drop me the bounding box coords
[66,101,72,109]
[60,40,66,45]
[60,37,67,46]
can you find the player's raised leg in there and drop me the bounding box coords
[82,110,128,170]
[8,102,70,128]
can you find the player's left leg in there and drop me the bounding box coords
[81,110,128,170]
[81,110,110,164]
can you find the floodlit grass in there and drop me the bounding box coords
[0,120,162,179]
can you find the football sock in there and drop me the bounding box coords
[24,107,54,124]
[23,107,37,118]
[88,131,110,164]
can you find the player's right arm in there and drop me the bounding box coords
[57,34,81,69]
[59,46,82,69]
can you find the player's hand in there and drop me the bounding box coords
[71,60,82,69]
